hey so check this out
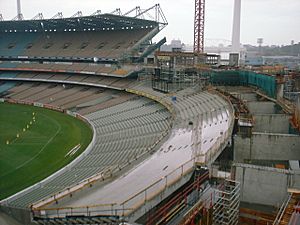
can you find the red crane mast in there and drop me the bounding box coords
[194,0,205,53]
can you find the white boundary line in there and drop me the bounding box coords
[0,112,61,178]
[0,103,96,207]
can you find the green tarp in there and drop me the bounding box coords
[209,70,277,98]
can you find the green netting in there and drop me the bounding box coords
[210,70,241,86]
[209,70,277,98]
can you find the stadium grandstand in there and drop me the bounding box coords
[0,4,167,78]
[0,4,238,225]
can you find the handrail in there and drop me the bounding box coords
[35,203,117,211]
[120,158,196,206]
[110,89,234,214]
[147,171,210,225]
[31,90,174,210]
[273,194,292,225]
[32,118,172,210]
[31,88,235,219]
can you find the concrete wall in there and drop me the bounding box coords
[232,93,258,102]
[235,163,300,207]
[0,207,32,225]
[234,132,300,161]
[247,101,276,114]
[253,114,290,134]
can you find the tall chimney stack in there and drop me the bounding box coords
[17,0,22,20]
[231,0,241,53]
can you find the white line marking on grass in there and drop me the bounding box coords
[12,142,48,145]
[14,114,62,170]
[65,144,81,157]
[0,113,61,178]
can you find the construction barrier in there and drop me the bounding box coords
[209,70,277,98]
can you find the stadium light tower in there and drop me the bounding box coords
[194,0,205,53]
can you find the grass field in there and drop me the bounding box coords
[0,102,93,200]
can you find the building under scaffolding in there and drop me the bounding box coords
[151,68,208,93]
[151,51,216,92]
[155,51,220,67]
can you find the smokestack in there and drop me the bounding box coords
[231,0,241,53]
[17,0,22,20]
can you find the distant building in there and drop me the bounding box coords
[244,51,264,66]
[245,52,300,70]
[262,56,300,70]
[160,39,184,52]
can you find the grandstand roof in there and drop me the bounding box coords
[0,14,159,33]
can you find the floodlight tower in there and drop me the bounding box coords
[257,38,263,55]
[194,0,205,53]
[231,0,241,53]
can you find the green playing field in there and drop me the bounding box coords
[0,102,93,200]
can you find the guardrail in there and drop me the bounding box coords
[31,89,175,211]
[32,157,196,219]
[31,88,177,216]
[120,158,196,217]
[31,90,174,211]
[32,89,236,219]
[273,194,292,225]
[32,127,171,210]
[147,171,210,225]
[32,203,124,218]
[33,122,233,219]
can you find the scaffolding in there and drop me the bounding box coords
[151,68,207,93]
[273,190,300,225]
[213,180,240,225]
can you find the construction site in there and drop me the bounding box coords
[0,0,299,224]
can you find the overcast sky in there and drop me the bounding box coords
[1,0,299,46]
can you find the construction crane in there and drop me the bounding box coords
[194,0,205,53]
